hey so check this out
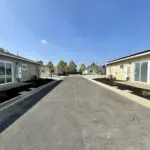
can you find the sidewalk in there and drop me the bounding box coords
[82,76,150,108]
[116,81,150,90]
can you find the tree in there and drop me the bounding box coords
[90,62,99,73]
[36,60,44,65]
[90,62,97,67]
[0,48,5,53]
[79,64,86,73]
[47,61,54,75]
[57,60,68,75]
[68,60,77,74]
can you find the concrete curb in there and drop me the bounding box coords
[82,76,150,109]
[0,80,58,111]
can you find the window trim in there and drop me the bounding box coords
[22,64,28,70]
[0,60,14,85]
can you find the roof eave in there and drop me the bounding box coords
[0,52,40,65]
[107,51,150,65]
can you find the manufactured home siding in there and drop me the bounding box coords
[21,63,38,81]
[0,55,39,82]
[107,54,150,83]
[107,63,127,80]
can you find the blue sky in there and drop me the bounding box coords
[0,0,150,66]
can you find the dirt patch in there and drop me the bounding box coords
[26,79,53,88]
[94,78,150,100]
[0,79,54,103]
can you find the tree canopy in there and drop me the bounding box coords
[47,61,54,73]
[79,64,86,73]
[90,62,99,73]
[68,60,77,74]
[57,60,67,75]
[90,62,97,67]
[36,60,44,65]
[0,48,5,53]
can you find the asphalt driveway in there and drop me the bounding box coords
[0,76,150,150]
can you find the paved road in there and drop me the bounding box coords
[1,76,150,150]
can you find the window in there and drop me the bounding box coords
[120,64,124,69]
[134,62,140,81]
[0,61,12,84]
[0,62,5,84]
[134,61,148,82]
[6,63,12,82]
[141,62,148,82]
[22,64,28,70]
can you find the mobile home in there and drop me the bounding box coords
[106,50,150,84]
[0,52,41,85]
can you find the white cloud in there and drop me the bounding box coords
[41,39,47,44]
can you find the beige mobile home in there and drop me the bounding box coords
[40,66,50,77]
[106,50,150,84]
[0,51,41,85]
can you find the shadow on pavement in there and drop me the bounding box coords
[0,80,62,134]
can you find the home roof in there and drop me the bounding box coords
[85,65,101,70]
[107,49,150,65]
[0,51,41,65]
